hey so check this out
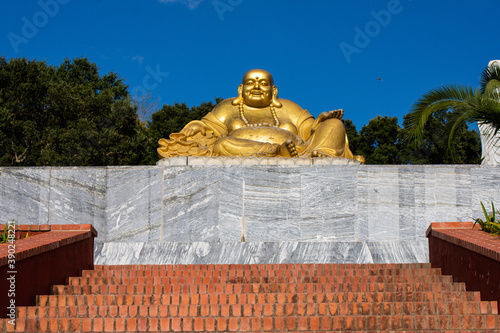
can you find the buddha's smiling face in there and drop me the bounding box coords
[240,69,275,107]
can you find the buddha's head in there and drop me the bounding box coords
[232,69,282,108]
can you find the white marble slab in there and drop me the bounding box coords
[300,167,357,242]
[358,166,401,242]
[1,164,499,265]
[0,168,50,225]
[471,166,500,220]
[92,240,428,265]
[192,242,281,265]
[95,242,193,265]
[366,240,429,263]
[49,167,106,241]
[105,167,162,243]
[397,167,417,241]
[219,168,244,242]
[157,156,359,166]
[243,167,301,242]
[162,168,220,242]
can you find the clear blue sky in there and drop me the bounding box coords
[2,0,500,129]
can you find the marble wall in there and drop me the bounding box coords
[1,163,498,265]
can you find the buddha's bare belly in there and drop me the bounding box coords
[229,126,304,145]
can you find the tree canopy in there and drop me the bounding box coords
[402,110,481,164]
[0,57,148,166]
[356,116,405,164]
[344,113,480,165]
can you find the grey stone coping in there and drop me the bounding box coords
[156,156,363,166]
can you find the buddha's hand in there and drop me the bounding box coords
[180,122,206,137]
[311,109,344,131]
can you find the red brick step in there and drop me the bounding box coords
[72,274,455,284]
[54,282,467,296]
[84,267,442,278]
[17,301,498,318]
[6,314,500,332]
[3,263,499,332]
[37,290,483,306]
[93,263,433,270]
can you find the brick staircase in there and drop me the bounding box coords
[3,263,499,332]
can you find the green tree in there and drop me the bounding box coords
[343,119,361,155]
[405,64,500,160]
[401,110,481,164]
[0,57,148,166]
[356,115,405,164]
[343,114,480,165]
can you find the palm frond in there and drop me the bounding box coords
[483,78,500,98]
[478,63,500,135]
[469,98,500,133]
[481,62,500,93]
[405,84,479,143]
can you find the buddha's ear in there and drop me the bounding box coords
[271,85,282,108]
[232,84,244,105]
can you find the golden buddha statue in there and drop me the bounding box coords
[158,69,363,162]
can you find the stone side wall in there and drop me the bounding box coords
[0,163,498,264]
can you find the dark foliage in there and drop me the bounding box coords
[0,57,148,166]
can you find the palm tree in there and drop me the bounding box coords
[406,62,500,160]
[478,62,500,135]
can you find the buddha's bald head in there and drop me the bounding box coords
[242,69,274,86]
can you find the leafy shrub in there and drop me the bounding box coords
[0,224,8,244]
[474,201,500,235]
[0,222,28,244]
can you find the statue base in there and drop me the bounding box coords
[156,156,362,166]
[1,164,498,265]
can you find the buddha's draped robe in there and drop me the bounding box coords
[158,98,355,159]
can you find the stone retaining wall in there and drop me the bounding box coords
[0,161,498,264]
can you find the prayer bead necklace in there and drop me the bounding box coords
[239,102,280,127]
